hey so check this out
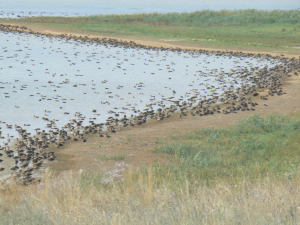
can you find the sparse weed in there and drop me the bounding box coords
[126,134,132,142]
[99,154,126,161]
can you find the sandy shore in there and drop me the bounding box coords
[2,21,300,59]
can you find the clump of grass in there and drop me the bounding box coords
[99,154,125,161]
[126,134,132,142]
[154,114,300,181]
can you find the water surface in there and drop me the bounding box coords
[0,30,281,143]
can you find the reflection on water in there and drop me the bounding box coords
[0,30,281,143]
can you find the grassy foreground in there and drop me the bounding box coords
[3,10,300,52]
[1,114,300,224]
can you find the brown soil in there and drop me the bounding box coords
[2,22,300,175]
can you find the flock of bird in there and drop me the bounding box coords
[0,11,82,19]
[0,24,299,185]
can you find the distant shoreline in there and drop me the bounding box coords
[1,21,299,59]
[1,9,300,57]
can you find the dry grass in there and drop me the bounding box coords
[0,168,299,224]
[1,114,300,224]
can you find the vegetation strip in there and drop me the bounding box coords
[3,9,300,53]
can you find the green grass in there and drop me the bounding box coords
[4,10,300,52]
[10,10,300,26]
[153,114,300,183]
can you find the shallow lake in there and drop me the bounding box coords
[0,30,282,144]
